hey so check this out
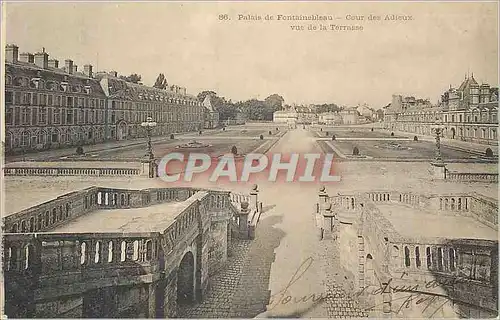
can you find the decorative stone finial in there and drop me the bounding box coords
[252,184,258,191]
[241,201,249,210]
[319,186,326,192]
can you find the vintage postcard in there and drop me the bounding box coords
[1,1,498,319]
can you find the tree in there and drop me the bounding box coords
[376,109,384,121]
[264,94,285,110]
[153,73,168,89]
[119,73,142,84]
[197,91,218,103]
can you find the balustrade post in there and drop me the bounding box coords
[237,202,250,240]
[322,204,336,240]
[318,186,329,215]
[250,184,259,212]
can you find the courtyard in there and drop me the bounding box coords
[314,128,406,139]
[324,139,483,160]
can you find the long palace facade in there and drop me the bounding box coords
[4,44,207,155]
[383,75,498,145]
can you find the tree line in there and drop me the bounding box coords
[117,73,347,121]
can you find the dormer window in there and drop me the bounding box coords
[60,82,69,92]
[84,86,92,94]
[30,78,40,89]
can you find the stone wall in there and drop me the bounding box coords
[326,189,498,318]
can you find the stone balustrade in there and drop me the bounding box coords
[3,232,161,279]
[445,171,498,183]
[4,167,141,177]
[4,187,100,234]
[388,238,498,315]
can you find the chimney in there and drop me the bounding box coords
[5,44,19,63]
[65,59,74,74]
[83,64,93,78]
[34,51,49,69]
[72,65,78,73]
[109,71,118,77]
[20,52,34,63]
[48,59,59,68]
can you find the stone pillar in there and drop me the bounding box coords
[140,160,151,177]
[318,186,329,215]
[430,161,447,180]
[322,204,336,240]
[250,184,259,212]
[238,202,250,239]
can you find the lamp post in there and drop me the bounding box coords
[141,116,157,178]
[431,118,444,164]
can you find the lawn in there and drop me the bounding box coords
[329,140,478,159]
[314,129,405,139]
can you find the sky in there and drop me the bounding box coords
[4,1,498,108]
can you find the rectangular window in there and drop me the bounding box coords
[31,108,38,125]
[48,94,53,106]
[39,107,46,124]
[53,108,61,124]
[100,99,104,108]
[6,107,13,125]
[14,107,20,124]
[85,98,89,108]
[79,97,84,107]
[6,91,13,104]
[62,109,66,125]
[85,110,89,123]
[32,93,37,105]
[21,108,29,125]
[67,109,73,124]
[79,110,84,123]
[14,92,21,104]
[73,110,78,124]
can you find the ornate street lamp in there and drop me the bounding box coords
[431,117,445,163]
[141,116,157,178]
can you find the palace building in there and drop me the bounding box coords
[4,44,206,155]
[383,75,498,145]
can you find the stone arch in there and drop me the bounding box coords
[177,251,195,306]
[116,120,128,140]
[450,127,456,139]
[485,148,493,158]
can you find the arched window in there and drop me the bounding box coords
[415,246,421,268]
[97,192,102,205]
[65,203,70,217]
[51,210,57,224]
[449,248,456,271]
[404,246,411,267]
[425,247,433,269]
[121,194,125,206]
[44,211,50,226]
[437,247,443,271]
[108,241,114,262]
[20,220,26,233]
[11,223,18,233]
[94,241,101,263]
[29,217,35,232]
[133,240,139,261]
[24,245,33,270]
[120,241,126,262]
[80,242,87,265]
[146,240,153,261]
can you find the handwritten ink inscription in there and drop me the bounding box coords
[266,257,474,317]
